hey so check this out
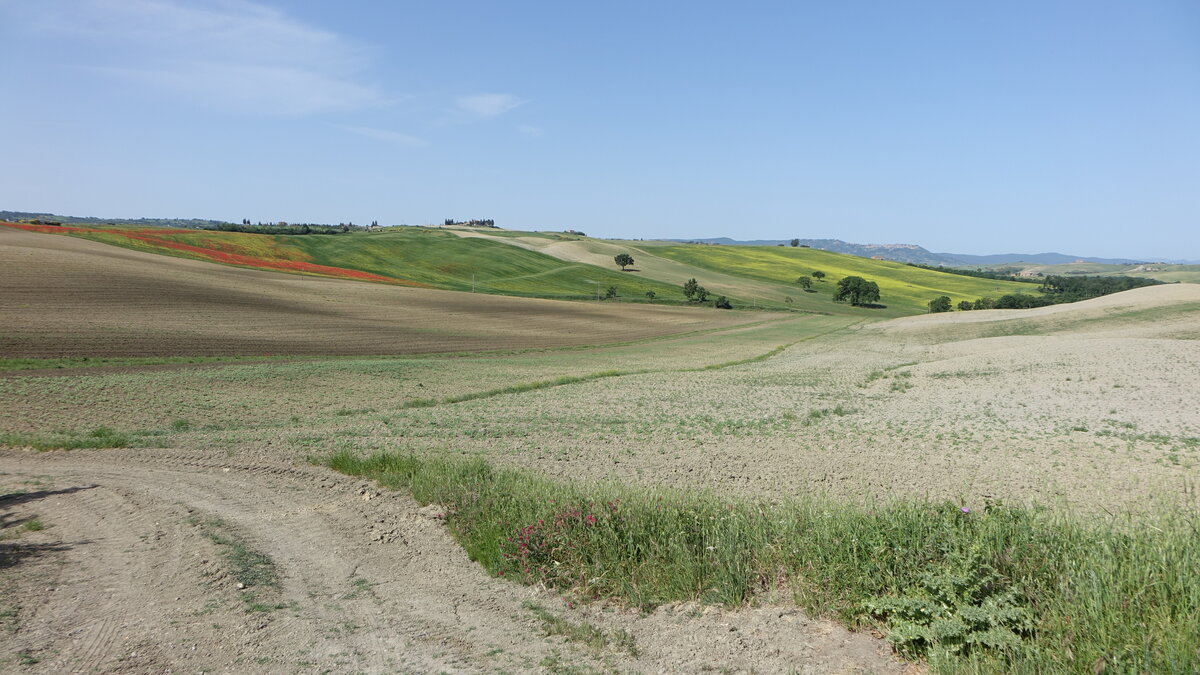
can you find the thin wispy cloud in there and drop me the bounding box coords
[337,125,427,147]
[10,0,385,114]
[456,93,526,118]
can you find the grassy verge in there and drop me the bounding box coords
[324,451,1200,673]
[0,427,131,450]
[524,601,639,657]
[188,516,285,613]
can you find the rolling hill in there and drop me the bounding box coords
[4,221,1059,317]
[642,242,1043,316]
[0,222,682,302]
[0,225,765,359]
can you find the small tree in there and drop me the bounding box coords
[796,275,813,290]
[645,290,656,300]
[974,297,996,310]
[604,285,618,299]
[614,253,634,270]
[683,278,710,303]
[812,270,826,281]
[790,238,800,247]
[833,276,881,306]
[958,300,974,311]
[928,296,952,313]
[715,296,732,309]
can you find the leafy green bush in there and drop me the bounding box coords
[865,543,1034,659]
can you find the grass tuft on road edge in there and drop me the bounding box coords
[324,450,1200,673]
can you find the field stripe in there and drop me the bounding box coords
[399,320,863,409]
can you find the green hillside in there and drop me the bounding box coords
[5,220,1055,315]
[644,243,1043,314]
[286,228,682,300]
[0,222,682,302]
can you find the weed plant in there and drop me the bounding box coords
[326,451,1200,673]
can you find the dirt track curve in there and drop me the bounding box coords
[0,448,906,674]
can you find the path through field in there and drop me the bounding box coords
[0,448,906,674]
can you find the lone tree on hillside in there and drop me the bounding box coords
[683,278,709,303]
[812,270,826,282]
[614,253,635,271]
[795,275,813,290]
[790,238,800,247]
[928,296,952,313]
[833,276,881,306]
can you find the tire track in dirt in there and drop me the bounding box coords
[0,448,908,673]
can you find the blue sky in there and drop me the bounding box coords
[1,1,1197,259]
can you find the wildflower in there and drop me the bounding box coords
[960,507,971,514]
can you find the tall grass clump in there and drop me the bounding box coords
[325,451,1200,673]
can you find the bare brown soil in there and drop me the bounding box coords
[0,448,905,674]
[0,227,762,358]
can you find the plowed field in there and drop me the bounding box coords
[0,226,768,358]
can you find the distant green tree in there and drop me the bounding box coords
[812,270,826,281]
[957,300,974,311]
[715,296,732,309]
[796,275,813,290]
[614,253,635,270]
[973,297,996,310]
[928,296,952,313]
[833,276,881,306]
[784,296,794,304]
[683,278,710,302]
[995,293,1051,309]
[683,278,699,300]
[604,285,618,299]
[790,238,800,247]
[645,290,656,300]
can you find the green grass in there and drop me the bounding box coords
[287,227,688,300]
[189,516,285,613]
[32,224,687,302]
[0,426,130,450]
[325,451,1200,673]
[646,244,1043,314]
[0,355,277,372]
[524,601,639,657]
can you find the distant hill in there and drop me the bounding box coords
[0,210,233,230]
[675,237,1164,265]
[676,238,951,264]
[942,251,1148,265]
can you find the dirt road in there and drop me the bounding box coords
[0,448,905,674]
